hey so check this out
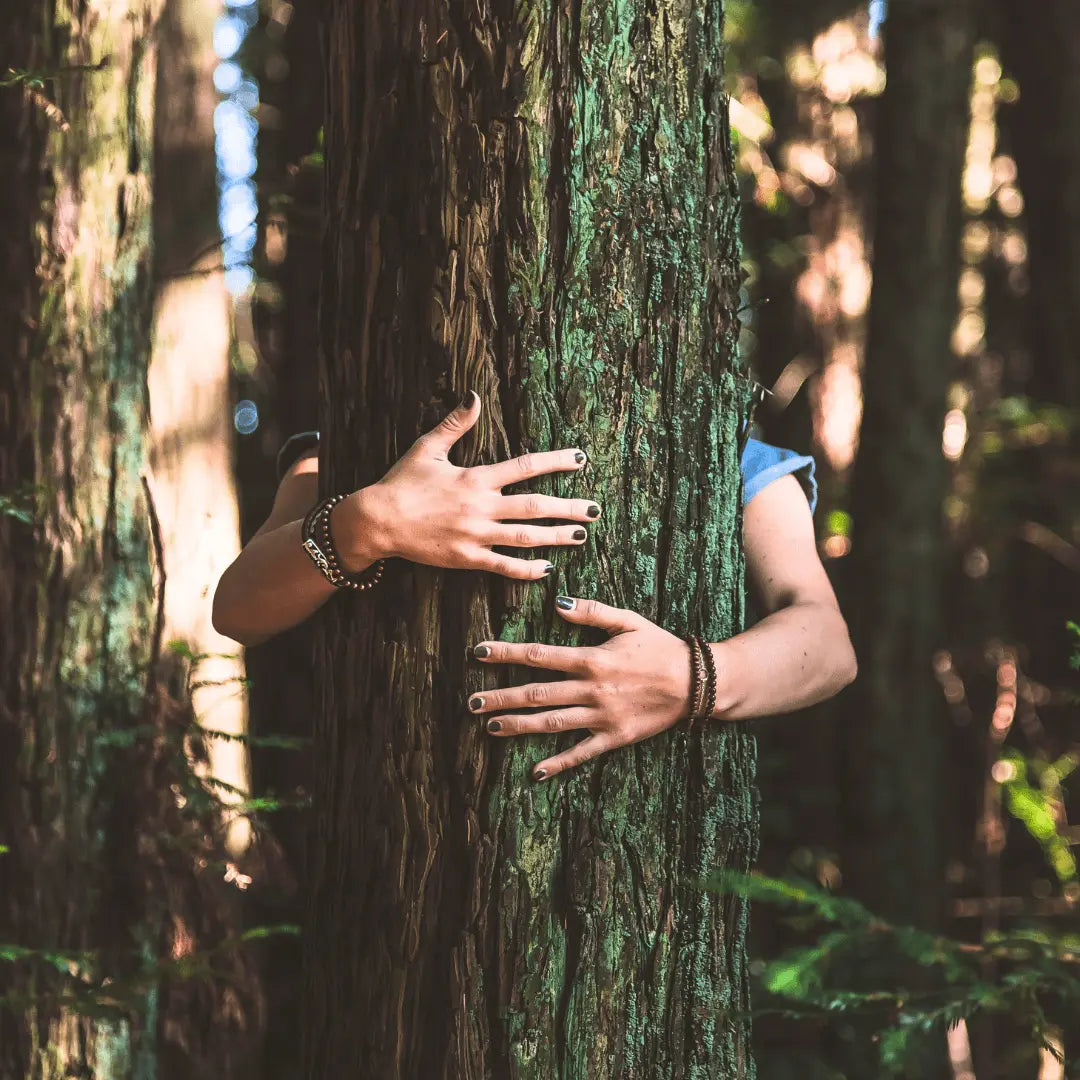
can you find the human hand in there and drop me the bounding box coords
[467,597,695,779]
[334,391,601,580]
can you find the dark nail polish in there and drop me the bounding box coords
[572,528,587,541]
[556,595,575,610]
[460,390,476,408]
[574,451,587,465]
[486,719,501,733]
[586,504,600,518]
[534,768,547,781]
[543,562,555,576]
[469,695,484,712]
[472,644,491,658]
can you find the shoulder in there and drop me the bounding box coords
[276,430,320,482]
[739,436,818,516]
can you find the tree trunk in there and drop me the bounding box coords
[998,0,1080,408]
[842,0,976,932]
[0,1,263,1075]
[0,2,164,1072]
[305,1,755,1077]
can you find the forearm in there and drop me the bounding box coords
[707,602,856,721]
[211,508,381,648]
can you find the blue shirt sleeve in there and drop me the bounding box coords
[740,436,818,516]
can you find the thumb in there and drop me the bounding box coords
[554,596,646,635]
[422,390,480,456]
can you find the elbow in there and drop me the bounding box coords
[836,630,858,690]
[211,572,258,649]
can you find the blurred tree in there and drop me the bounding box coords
[0,0,261,1075]
[841,0,977,931]
[998,0,1080,408]
[302,1,755,1076]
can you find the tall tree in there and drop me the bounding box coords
[0,0,261,1074]
[998,0,1080,409]
[841,0,977,930]
[304,0,755,1076]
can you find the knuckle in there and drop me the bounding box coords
[582,653,607,679]
[524,642,547,665]
[526,683,548,705]
[524,494,543,516]
[547,711,566,733]
[515,527,534,547]
[516,453,534,477]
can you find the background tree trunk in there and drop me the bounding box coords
[304,1,755,1076]
[841,0,976,932]
[998,0,1080,409]
[0,2,165,1071]
[0,1,263,1075]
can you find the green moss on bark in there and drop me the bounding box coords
[308,1,755,1077]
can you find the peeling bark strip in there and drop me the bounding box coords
[308,1,753,1077]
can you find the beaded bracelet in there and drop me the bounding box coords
[684,634,717,733]
[301,493,386,591]
[696,633,718,723]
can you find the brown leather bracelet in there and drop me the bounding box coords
[301,494,385,591]
[695,633,718,725]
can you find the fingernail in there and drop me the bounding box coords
[574,451,587,465]
[468,695,484,711]
[534,768,547,781]
[572,528,587,541]
[543,562,555,576]
[586,504,600,518]
[556,595,575,610]
[460,390,477,408]
[486,719,501,733]
[472,644,491,658]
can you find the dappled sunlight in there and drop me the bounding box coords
[149,261,251,858]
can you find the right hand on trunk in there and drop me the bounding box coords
[332,391,601,580]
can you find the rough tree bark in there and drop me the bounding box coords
[304,1,755,1077]
[0,1,262,1075]
[841,0,976,931]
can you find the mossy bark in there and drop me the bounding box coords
[0,2,263,1076]
[306,1,754,1077]
[0,2,162,1074]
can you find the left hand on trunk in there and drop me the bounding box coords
[468,596,694,781]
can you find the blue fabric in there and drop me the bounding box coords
[278,429,818,516]
[741,436,817,516]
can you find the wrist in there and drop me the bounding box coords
[331,485,394,570]
[705,641,736,719]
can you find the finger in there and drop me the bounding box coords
[472,639,598,676]
[533,732,617,781]
[484,707,597,736]
[495,493,602,522]
[468,549,555,582]
[475,448,587,489]
[554,595,647,634]
[486,523,589,550]
[466,679,592,715]
[418,390,480,457]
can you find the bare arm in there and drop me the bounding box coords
[211,393,602,648]
[211,451,348,647]
[706,473,857,719]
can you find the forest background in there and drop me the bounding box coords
[0,0,1077,1078]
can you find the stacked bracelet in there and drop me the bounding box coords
[684,634,717,733]
[301,494,386,591]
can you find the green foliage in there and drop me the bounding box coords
[707,870,1080,1073]
[998,749,1078,884]
[0,59,109,90]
